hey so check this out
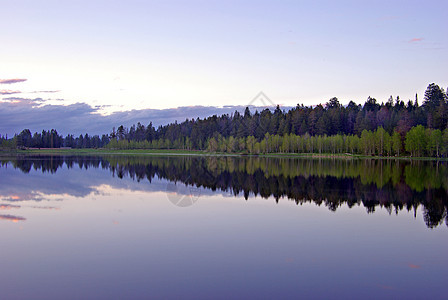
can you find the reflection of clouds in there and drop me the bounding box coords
[0,202,60,211]
[1,192,45,202]
[0,201,59,222]
[0,165,224,205]
[377,284,394,290]
[1,160,224,205]
[166,182,201,207]
[0,166,103,202]
[409,37,423,43]
[0,214,26,222]
[408,264,421,269]
[29,206,60,210]
[0,204,21,210]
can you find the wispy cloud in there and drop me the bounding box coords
[0,90,21,95]
[409,37,423,43]
[0,90,60,95]
[28,90,61,94]
[0,78,27,84]
[0,97,45,106]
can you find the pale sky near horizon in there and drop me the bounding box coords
[1,0,447,115]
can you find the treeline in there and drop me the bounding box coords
[105,126,448,157]
[103,83,448,157]
[2,83,448,157]
[0,129,110,149]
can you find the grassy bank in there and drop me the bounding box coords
[0,148,208,156]
[1,148,447,161]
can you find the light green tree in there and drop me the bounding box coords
[361,130,374,155]
[246,136,256,154]
[391,131,401,156]
[374,127,387,156]
[427,129,443,157]
[405,125,427,156]
[207,137,218,152]
[281,134,290,153]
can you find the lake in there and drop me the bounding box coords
[1,155,447,299]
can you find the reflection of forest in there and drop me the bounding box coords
[2,155,447,228]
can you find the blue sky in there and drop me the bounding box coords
[1,0,447,135]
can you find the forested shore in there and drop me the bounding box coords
[2,83,448,157]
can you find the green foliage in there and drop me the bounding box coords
[427,129,443,157]
[405,125,427,157]
[391,131,402,156]
[0,137,17,149]
[374,127,388,156]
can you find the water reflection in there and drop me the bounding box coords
[0,214,26,222]
[1,155,447,228]
[0,204,21,210]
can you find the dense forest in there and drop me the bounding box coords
[2,83,448,157]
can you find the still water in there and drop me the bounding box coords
[0,155,447,299]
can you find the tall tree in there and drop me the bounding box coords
[423,83,447,129]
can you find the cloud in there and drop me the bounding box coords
[0,79,27,84]
[409,38,423,43]
[0,98,290,136]
[0,90,21,95]
[0,97,45,106]
[28,90,61,94]
[1,90,60,96]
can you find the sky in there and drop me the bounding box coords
[1,0,447,136]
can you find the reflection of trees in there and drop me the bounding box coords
[422,189,447,228]
[1,155,108,174]
[1,155,447,228]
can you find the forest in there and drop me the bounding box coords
[1,83,448,157]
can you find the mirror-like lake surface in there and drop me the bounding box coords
[1,155,447,299]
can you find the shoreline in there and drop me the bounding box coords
[1,148,447,161]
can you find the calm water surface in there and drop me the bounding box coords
[0,155,447,299]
